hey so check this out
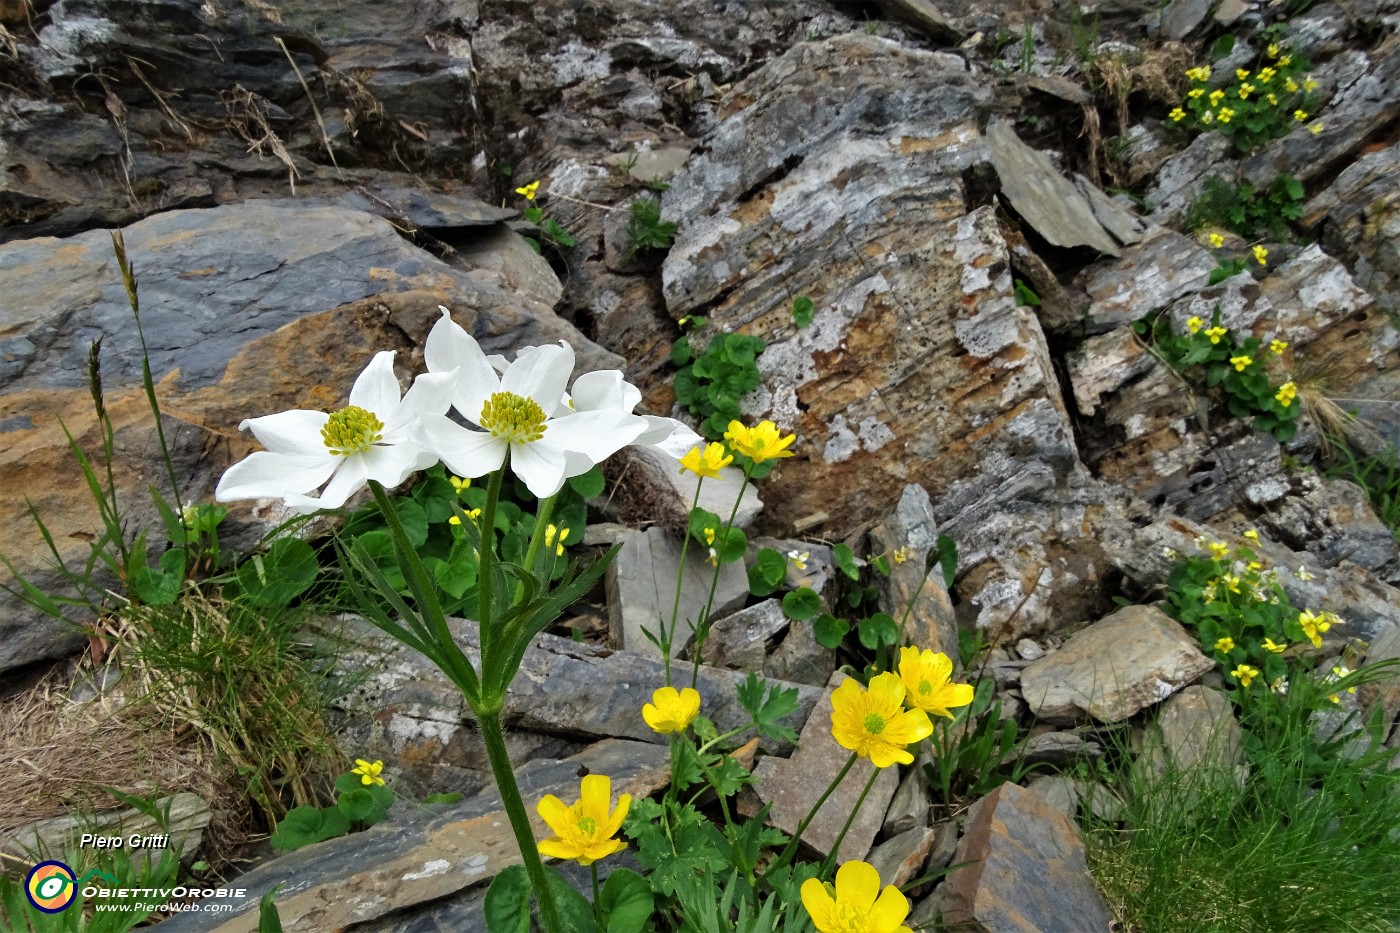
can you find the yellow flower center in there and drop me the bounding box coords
[576,815,598,837]
[863,713,886,735]
[479,391,547,443]
[321,406,384,456]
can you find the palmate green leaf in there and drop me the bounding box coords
[483,866,530,933]
[781,587,821,621]
[813,613,849,649]
[736,671,800,744]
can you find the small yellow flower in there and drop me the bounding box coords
[801,860,912,933]
[1209,89,1226,106]
[545,523,569,556]
[515,180,540,201]
[702,527,716,546]
[892,547,908,565]
[679,442,734,479]
[1298,609,1331,648]
[1302,77,1317,91]
[1243,529,1260,542]
[1235,68,1250,81]
[1253,245,1268,265]
[1278,54,1292,67]
[707,547,719,567]
[1222,575,1242,594]
[642,686,701,734]
[1262,637,1287,653]
[1248,561,1262,571]
[1201,111,1215,124]
[1238,83,1255,99]
[536,775,631,866]
[1267,93,1279,106]
[1186,66,1212,81]
[1275,381,1297,408]
[449,475,471,493]
[1208,233,1225,249]
[724,420,797,463]
[1328,665,1357,704]
[1267,43,1280,58]
[830,673,934,768]
[1217,108,1236,124]
[1258,67,1276,82]
[1230,355,1253,372]
[1208,541,1231,560]
[1310,122,1323,135]
[1186,315,1205,333]
[1285,78,1299,92]
[897,647,975,720]
[1169,107,1187,122]
[788,550,810,572]
[1188,88,1205,99]
[1293,109,1309,122]
[1230,663,1260,688]
[1205,325,1228,345]
[352,759,385,786]
[1215,636,1235,654]
[1269,339,1288,354]
[448,508,482,525]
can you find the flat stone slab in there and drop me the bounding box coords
[1021,604,1213,724]
[701,599,788,670]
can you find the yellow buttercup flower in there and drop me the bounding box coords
[642,686,701,734]
[1208,233,1225,249]
[1262,638,1287,653]
[830,673,933,768]
[801,860,912,933]
[1269,339,1288,354]
[515,180,540,201]
[1215,636,1235,654]
[352,759,386,786]
[1230,663,1259,688]
[897,647,974,720]
[1169,107,1186,122]
[1253,245,1268,265]
[536,774,631,866]
[1230,355,1253,372]
[679,442,734,479]
[724,419,797,463]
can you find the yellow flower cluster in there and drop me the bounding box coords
[1177,44,1324,144]
[830,649,974,768]
[679,420,797,479]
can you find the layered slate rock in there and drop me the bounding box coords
[938,782,1112,933]
[1021,605,1213,724]
[0,202,616,675]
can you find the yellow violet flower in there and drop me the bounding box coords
[1243,529,1260,542]
[801,860,912,933]
[1298,609,1331,648]
[1293,109,1309,122]
[830,673,934,768]
[352,759,386,786]
[1267,43,1280,58]
[536,774,631,866]
[1208,541,1230,560]
[1278,54,1292,67]
[1235,68,1250,81]
[1276,381,1297,408]
[1230,355,1253,372]
[515,180,540,200]
[724,419,797,463]
[1209,89,1226,106]
[1328,665,1357,704]
[788,549,810,572]
[1208,233,1225,249]
[1188,88,1205,99]
[1201,111,1214,124]
[1303,76,1317,91]
[1258,67,1276,82]
[1262,638,1287,653]
[1253,245,1268,265]
[1217,108,1235,124]
[545,523,569,556]
[1269,339,1288,354]
[1267,93,1279,106]
[449,475,471,492]
[1238,83,1254,99]
[1223,575,1242,594]
[1285,78,1299,92]
[1215,636,1235,653]
[1230,663,1260,688]
[892,547,908,565]
[1310,122,1323,135]
[680,441,734,479]
[642,686,701,734]
[447,508,482,525]
[1187,315,1205,333]
[898,647,974,720]
[1169,107,1186,122]
[1186,66,1211,81]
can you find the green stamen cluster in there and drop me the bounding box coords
[479,391,547,444]
[863,713,886,735]
[321,406,384,456]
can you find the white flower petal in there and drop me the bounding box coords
[416,412,508,478]
[239,410,330,455]
[305,455,370,510]
[214,450,337,503]
[383,370,457,441]
[510,438,568,498]
[538,410,646,469]
[570,370,634,413]
[359,443,431,489]
[636,416,703,458]
[348,350,401,418]
[425,309,499,424]
[501,342,574,413]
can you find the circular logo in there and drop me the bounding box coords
[25,861,77,913]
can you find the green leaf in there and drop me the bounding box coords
[483,865,531,933]
[258,886,285,933]
[813,612,849,649]
[671,336,694,367]
[131,546,186,606]
[545,868,597,933]
[755,547,788,586]
[1283,175,1304,201]
[599,868,655,933]
[936,533,958,589]
[833,542,861,580]
[338,788,376,822]
[1013,278,1042,307]
[393,499,430,548]
[1211,34,1236,59]
[735,671,800,744]
[434,547,479,599]
[858,612,899,650]
[568,465,607,498]
[717,527,748,563]
[782,587,822,621]
[237,537,318,609]
[421,792,464,805]
[792,296,815,328]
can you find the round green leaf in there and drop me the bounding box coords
[782,587,822,622]
[338,788,375,822]
[237,537,318,609]
[858,612,899,650]
[599,868,654,933]
[483,866,531,933]
[813,613,849,650]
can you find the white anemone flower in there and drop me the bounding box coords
[417,309,646,498]
[215,351,454,513]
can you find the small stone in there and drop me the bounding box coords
[1025,774,1079,818]
[870,485,960,662]
[603,146,692,185]
[1213,0,1249,24]
[1021,605,1214,724]
[1011,731,1105,768]
[764,616,837,687]
[1159,0,1212,40]
[867,823,941,888]
[1014,638,1044,661]
[699,599,788,670]
[1074,174,1147,246]
[884,747,933,835]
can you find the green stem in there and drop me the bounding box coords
[521,492,560,588]
[478,709,564,933]
[820,766,880,877]
[476,465,505,678]
[770,752,857,876]
[665,479,705,687]
[690,469,753,689]
[591,862,601,926]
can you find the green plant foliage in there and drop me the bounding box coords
[1013,279,1042,307]
[780,587,821,622]
[625,196,678,256]
[672,332,767,440]
[1184,173,1304,241]
[790,296,814,328]
[1171,43,1322,153]
[925,678,1036,806]
[268,767,396,850]
[747,547,788,597]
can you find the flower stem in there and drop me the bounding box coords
[477,465,506,682]
[477,708,564,933]
[769,752,857,876]
[819,766,880,877]
[690,469,752,690]
[665,479,705,686]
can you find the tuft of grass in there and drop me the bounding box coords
[625,195,678,257]
[1085,665,1400,933]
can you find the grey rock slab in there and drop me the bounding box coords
[602,147,692,185]
[1066,327,1157,417]
[1025,774,1080,818]
[867,823,941,888]
[1080,227,1216,331]
[1011,731,1105,768]
[1138,685,1245,790]
[987,118,1120,257]
[1253,476,1399,580]
[700,599,789,670]
[1145,132,1237,226]
[149,739,670,933]
[1021,605,1214,724]
[745,672,899,862]
[3,793,209,868]
[871,0,963,41]
[939,782,1112,933]
[1214,0,1250,23]
[313,185,516,231]
[870,484,961,662]
[1159,0,1213,39]
[605,526,748,659]
[1074,174,1147,246]
[763,613,837,687]
[883,747,932,835]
